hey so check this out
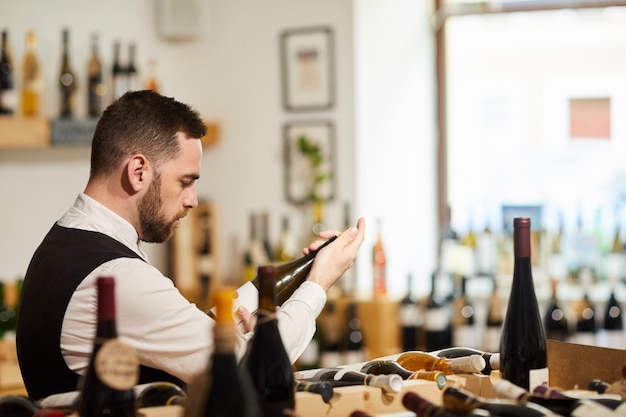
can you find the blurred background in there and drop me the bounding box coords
[2,0,626,357]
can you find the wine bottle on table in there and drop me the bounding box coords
[200,287,257,417]
[58,28,76,119]
[360,359,447,389]
[244,265,295,417]
[499,217,548,391]
[435,347,499,375]
[544,278,569,342]
[214,234,338,329]
[0,30,16,115]
[21,30,42,117]
[396,350,485,375]
[319,300,343,368]
[399,273,423,351]
[78,276,138,417]
[424,271,453,351]
[494,378,626,416]
[571,267,597,347]
[295,368,403,394]
[441,385,569,417]
[87,33,103,118]
[295,381,334,404]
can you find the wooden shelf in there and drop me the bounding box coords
[0,117,219,150]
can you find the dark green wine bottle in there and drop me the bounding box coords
[245,265,295,417]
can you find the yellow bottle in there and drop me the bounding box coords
[396,350,485,375]
[21,30,42,116]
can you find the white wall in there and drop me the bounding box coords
[0,0,438,299]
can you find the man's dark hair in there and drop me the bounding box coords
[90,90,207,178]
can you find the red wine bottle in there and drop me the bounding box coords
[424,271,452,351]
[244,265,295,417]
[78,276,138,417]
[435,346,499,375]
[295,381,334,404]
[360,360,447,389]
[201,287,257,417]
[399,273,423,351]
[499,218,548,391]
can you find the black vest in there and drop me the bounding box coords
[16,223,184,401]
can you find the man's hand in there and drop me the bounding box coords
[305,217,366,292]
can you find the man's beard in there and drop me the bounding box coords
[138,173,185,243]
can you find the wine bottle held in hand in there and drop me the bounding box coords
[499,217,548,391]
[215,234,338,330]
[244,265,295,417]
[78,276,138,417]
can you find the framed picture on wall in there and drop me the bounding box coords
[283,120,336,204]
[280,26,335,112]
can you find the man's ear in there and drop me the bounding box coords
[126,154,151,192]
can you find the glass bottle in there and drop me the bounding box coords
[435,347,499,375]
[0,30,16,115]
[87,33,103,118]
[244,265,295,417]
[201,287,256,417]
[424,271,452,351]
[295,368,402,394]
[372,218,387,298]
[396,350,485,375]
[21,30,41,117]
[544,278,569,342]
[499,217,548,391]
[78,276,138,417]
[399,273,423,351]
[295,381,334,404]
[111,41,126,101]
[58,28,76,119]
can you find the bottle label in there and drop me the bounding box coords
[529,367,549,392]
[400,305,422,326]
[95,339,140,390]
[570,400,622,417]
[424,307,451,331]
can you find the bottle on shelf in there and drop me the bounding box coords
[500,217,548,391]
[424,270,453,351]
[544,278,569,342]
[78,276,138,417]
[0,29,16,115]
[143,57,159,92]
[199,287,257,417]
[111,41,127,101]
[244,265,295,417]
[21,30,42,117]
[484,276,504,353]
[0,280,18,340]
[276,215,298,263]
[87,33,104,118]
[598,278,624,349]
[260,211,275,262]
[242,212,269,283]
[342,302,366,364]
[372,218,387,298]
[58,28,76,119]
[452,275,477,348]
[571,267,597,347]
[396,350,485,375]
[319,300,343,369]
[127,42,140,92]
[339,202,356,296]
[399,273,423,351]
[435,347,499,375]
[196,209,213,311]
[295,381,334,404]
[295,368,403,394]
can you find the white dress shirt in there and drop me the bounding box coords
[58,193,326,383]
